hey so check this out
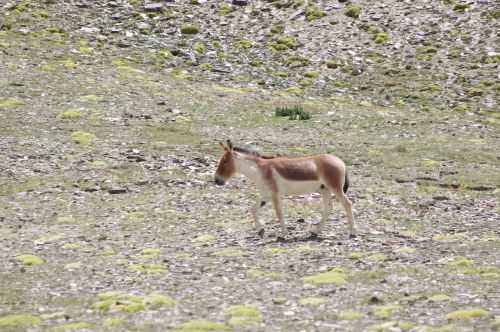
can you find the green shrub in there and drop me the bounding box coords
[326,59,340,69]
[345,5,361,18]
[219,3,235,15]
[305,6,326,21]
[285,55,310,67]
[304,71,319,78]
[374,32,389,44]
[193,42,205,54]
[270,35,299,51]
[274,105,311,120]
[453,4,468,13]
[180,24,199,34]
[270,24,285,34]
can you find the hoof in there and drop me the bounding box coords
[257,229,265,238]
[349,233,357,239]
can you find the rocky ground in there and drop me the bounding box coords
[1,0,499,331]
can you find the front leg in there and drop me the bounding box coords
[271,193,286,238]
[310,186,332,236]
[251,198,266,238]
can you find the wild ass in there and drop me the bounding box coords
[214,140,355,239]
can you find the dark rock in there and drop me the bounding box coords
[117,40,132,48]
[107,188,128,194]
[232,0,248,6]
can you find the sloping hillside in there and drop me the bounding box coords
[2,0,499,113]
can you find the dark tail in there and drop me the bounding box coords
[343,170,349,193]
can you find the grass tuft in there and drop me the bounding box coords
[274,105,311,120]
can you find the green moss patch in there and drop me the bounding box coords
[103,318,126,327]
[367,321,414,331]
[428,294,451,302]
[0,97,24,109]
[128,263,166,273]
[349,252,364,260]
[0,314,41,327]
[345,5,361,18]
[225,304,262,327]
[453,4,469,13]
[338,310,363,320]
[395,247,416,254]
[141,248,160,258]
[326,59,340,69]
[303,268,349,285]
[78,95,102,102]
[64,262,83,270]
[235,39,252,49]
[433,233,465,242]
[53,322,92,331]
[371,305,400,319]
[304,71,319,79]
[16,255,44,266]
[180,24,199,35]
[173,319,230,331]
[92,291,174,313]
[492,317,500,330]
[270,36,299,51]
[62,243,81,250]
[193,234,216,243]
[366,254,387,262]
[71,131,96,145]
[193,42,205,55]
[298,297,328,306]
[285,55,310,67]
[59,110,81,120]
[446,308,489,320]
[373,32,389,44]
[284,87,304,95]
[462,265,500,278]
[263,247,288,256]
[219,3,235,15]
[305,5,326,21]
[295,244,319,253]
[446,256,474,268]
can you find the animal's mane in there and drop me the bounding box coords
[234,146,275,159]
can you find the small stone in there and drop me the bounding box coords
[80,27,100,34]
[144,3,163,12]
[137,22,151,31]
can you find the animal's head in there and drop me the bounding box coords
[214,140,236,186]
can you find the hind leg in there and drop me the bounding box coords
[271,193,286,238]
[334,189,355,237]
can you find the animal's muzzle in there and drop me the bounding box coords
[214,176,225,186]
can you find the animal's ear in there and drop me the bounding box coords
[219,142,228,151]
[226,139,233,150]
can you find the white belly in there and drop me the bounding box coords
[275,174,322,196]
